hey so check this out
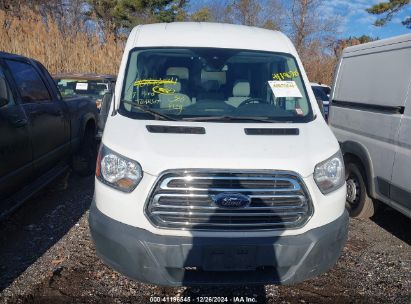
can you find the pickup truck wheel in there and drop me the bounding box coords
[345,162,375,218]
[72,127,97,177]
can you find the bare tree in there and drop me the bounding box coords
[206,0,234,23]
[260,0,285,30]
[289,0,339,55]
[196,0,283,30]
[231,0,261,26]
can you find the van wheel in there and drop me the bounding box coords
[72,127,97,177]
[345,162,375,218]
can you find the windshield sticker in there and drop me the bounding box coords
[295,107,304,116]
[76,82,88,90]
[268,80,303,98]
[272,70,299,81]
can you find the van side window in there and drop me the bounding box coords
[0,67,14,108]
[5,59,51,103]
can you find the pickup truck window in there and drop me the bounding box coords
[55,78,110,109]
[36,62,62,101]
[0,68,14,107]
[120,47,313,123]
[5,60,51,103]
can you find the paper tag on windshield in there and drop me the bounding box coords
[76,83,88,90]
[268,80,302,98]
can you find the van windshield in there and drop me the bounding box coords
[120,48,313,122]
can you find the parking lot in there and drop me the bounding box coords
[0,172,410,304]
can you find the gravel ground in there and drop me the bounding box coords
[0,173,410,303]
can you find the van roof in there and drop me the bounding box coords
[127,22,296,55]
[342,33,411,55]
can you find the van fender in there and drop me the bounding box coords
[340,140,376,196]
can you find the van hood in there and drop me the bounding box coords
[102,115,339,178]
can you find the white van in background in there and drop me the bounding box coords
[329,33,411,219]
[89,22,348,286]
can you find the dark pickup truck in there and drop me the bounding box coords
[0,52,98,218]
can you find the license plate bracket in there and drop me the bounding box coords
[203,245,257,271]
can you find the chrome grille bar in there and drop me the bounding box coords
[145,170,313,230]
[155,220,301,227]
[151,211,306,216]
[160,176,301,192]
[150,204,306,211]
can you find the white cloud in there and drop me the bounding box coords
[318,0,382,36]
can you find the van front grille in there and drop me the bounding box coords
[145,170,313,230]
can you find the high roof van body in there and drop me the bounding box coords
[89,22,348,286]
[329,33,411,219]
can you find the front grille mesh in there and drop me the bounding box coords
[145,170,313,230]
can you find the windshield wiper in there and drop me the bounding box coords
[182,115,284,123]
[122,100,178,121]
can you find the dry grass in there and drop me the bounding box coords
[0,9,123,75]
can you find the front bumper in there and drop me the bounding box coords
[89,201,349,286]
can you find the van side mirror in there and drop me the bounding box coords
[317,99,325,118]
[98,92,113,130]
[101,93,112,114]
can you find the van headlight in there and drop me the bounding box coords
[96,145,143,192]
[314,151,345,194]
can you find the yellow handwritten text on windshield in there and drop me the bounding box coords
[272,70,299,81]
[134,78,177,87]
[168,95,189,114]
[152,86,175,95]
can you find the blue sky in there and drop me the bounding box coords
[324,0,410,39]
[189,0,410,39]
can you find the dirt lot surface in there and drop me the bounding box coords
[0,173,410,303]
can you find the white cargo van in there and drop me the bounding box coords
[329,33,411,219]
[89,23,348,286]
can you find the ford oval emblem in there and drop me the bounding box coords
[212,192,251,208]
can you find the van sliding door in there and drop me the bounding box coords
[390,76,411,215]
[331,47,408,199]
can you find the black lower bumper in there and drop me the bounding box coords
[89,201,349,286]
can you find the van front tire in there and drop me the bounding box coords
[345,162,375,218]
